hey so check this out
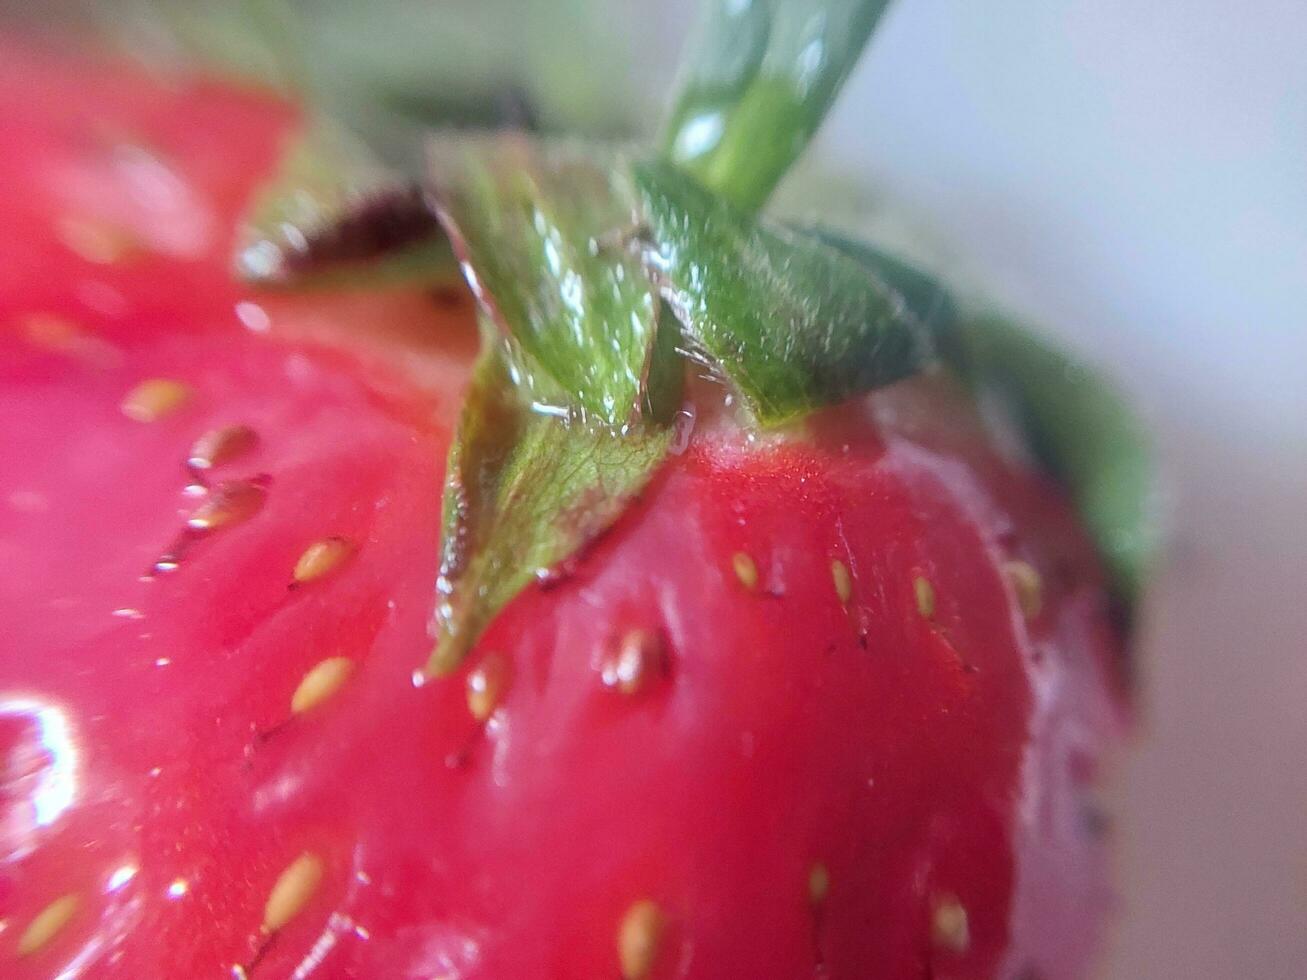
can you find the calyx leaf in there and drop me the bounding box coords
[959,313,1156,607]
[427,329,672,676]
[660,0,893,212]
[429,135,657,427]
[632,160,937,427]
[814,229,1155,608]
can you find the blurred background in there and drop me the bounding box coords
[7,1,1307,976]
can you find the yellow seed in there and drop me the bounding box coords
[23,313,121,367]
[831,559,852,605]
[17,893,78,956]
[807,863,830,904]
[617,899,664,979]
[188,424,258,471]
[56,215,142,264]
[263,853,324,933]
[466,652,511,722]
[293,537,354,584]
[121,378,191,422]
[914,576,936,620]
[1004,559,1043,620]
[291,657,354,714]
[601,629,668,695]
[22,312,79,347]
[732,552,759,591]
[187,481,265,532]
[931,895,970,953]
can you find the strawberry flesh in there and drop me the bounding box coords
[0,39,1126,979]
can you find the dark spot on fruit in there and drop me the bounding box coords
[1081,801,1113,839]
[430,284,467,309]
[276,184,442,278]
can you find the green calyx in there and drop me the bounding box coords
[813,230,1156,608]
[230,0,1152,673]
[428,327,674,675]
[423,1,916,672]
[422,135,936,673]
[632,160,936,427]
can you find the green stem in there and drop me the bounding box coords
[659,0,893,213]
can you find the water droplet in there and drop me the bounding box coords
[106,863,138,893]
[669,404,697,455]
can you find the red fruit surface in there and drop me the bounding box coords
[0,38,1127,980]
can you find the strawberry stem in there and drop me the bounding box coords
[660,0,893,213]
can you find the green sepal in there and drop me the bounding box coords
[804,228,968,371]
[235,120,454,289]
[814,230,1155,606]
[959,313,1156,606]
[427,328,673,675]
[660,0,892,212]
[429,135,658,427]
[632,160,937,427]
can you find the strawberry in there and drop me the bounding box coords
[0,2,1146,978]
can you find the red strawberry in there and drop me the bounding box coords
[0,19,1134,980]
